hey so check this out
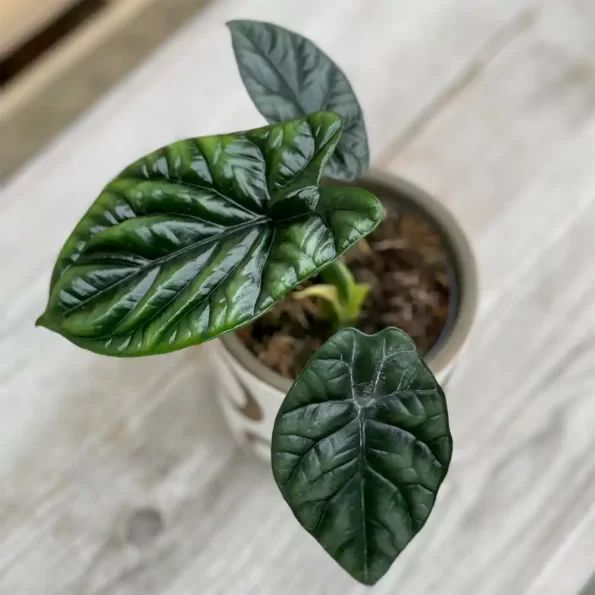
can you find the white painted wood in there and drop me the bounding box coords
[384,122,595,594]
[2,0,595,594]
[385,0,595,240]
[382,1,595,592]
[527,501,595,594]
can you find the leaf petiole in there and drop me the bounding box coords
[293,259,370,329]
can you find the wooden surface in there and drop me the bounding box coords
[0,0,210,182]
[0,0,81,58]
[1,0,595,593]
[0,0,211,183]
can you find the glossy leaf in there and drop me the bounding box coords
[38,113,383,356]
[228,20,369,182]
[271,328,452,585]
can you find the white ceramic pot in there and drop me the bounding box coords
[209,172,478,461]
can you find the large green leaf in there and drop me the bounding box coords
[228,20,369,182]
[38,113,383,356]
[271,328,452,585]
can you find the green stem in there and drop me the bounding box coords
[319,259,370,329]
[319,260,355,304]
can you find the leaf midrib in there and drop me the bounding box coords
[237,26,363,155]
[122,175,263,219]
[239,30,307,118]
[60,216,269,318]
[59,198,373,321]
[357,409,369,582]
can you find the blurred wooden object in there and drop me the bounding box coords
[0,0,81,59]
[2,0,595,594]
[0,0,157,99]
[0,0,208,182]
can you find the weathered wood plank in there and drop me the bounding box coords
[381,1,595,593]
[392,160,595,594]
[385,0,595,242]
[529,502,595,594]
[2,0,595,594]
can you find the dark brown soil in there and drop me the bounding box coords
[237,208,451,380]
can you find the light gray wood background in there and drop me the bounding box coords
[1,0,595,593]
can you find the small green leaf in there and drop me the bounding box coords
[39,113,383,356]
[271,328,452,585]
[345,283,371,322]
[293,284,343,321]
[319,259,370,325]
[228,19,369,182]
[319,259,355,304]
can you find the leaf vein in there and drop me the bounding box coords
[366,418,446,471]
[281,417,358,488]
[61,218,268,318]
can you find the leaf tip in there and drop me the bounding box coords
[353,570,382,587]
[225,19,243,38]
[35,314,48,328]
[225,19,253,30]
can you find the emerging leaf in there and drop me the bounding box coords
[292,284,343,322]
[38,113,383,356]
[228,20,369,182]
[271,328,452,585]
[319,259,370,326]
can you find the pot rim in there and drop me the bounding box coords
[220,170,478,394]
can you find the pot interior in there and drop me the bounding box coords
[326,175,459,361]
[221,172,477,389]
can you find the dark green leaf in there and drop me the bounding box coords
[38,113,383,356]
[271,328,452,585]
[228,19,369,182]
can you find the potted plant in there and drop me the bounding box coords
[37,20,477,586]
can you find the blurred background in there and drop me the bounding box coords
[0,0,210,181]
[2,0,595,594]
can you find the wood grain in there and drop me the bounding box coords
[383,1,595,592]
[385,120,595,595]
[385,0,595,233]
[1,0,595,593]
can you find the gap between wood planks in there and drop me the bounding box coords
[376,4,538,168]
